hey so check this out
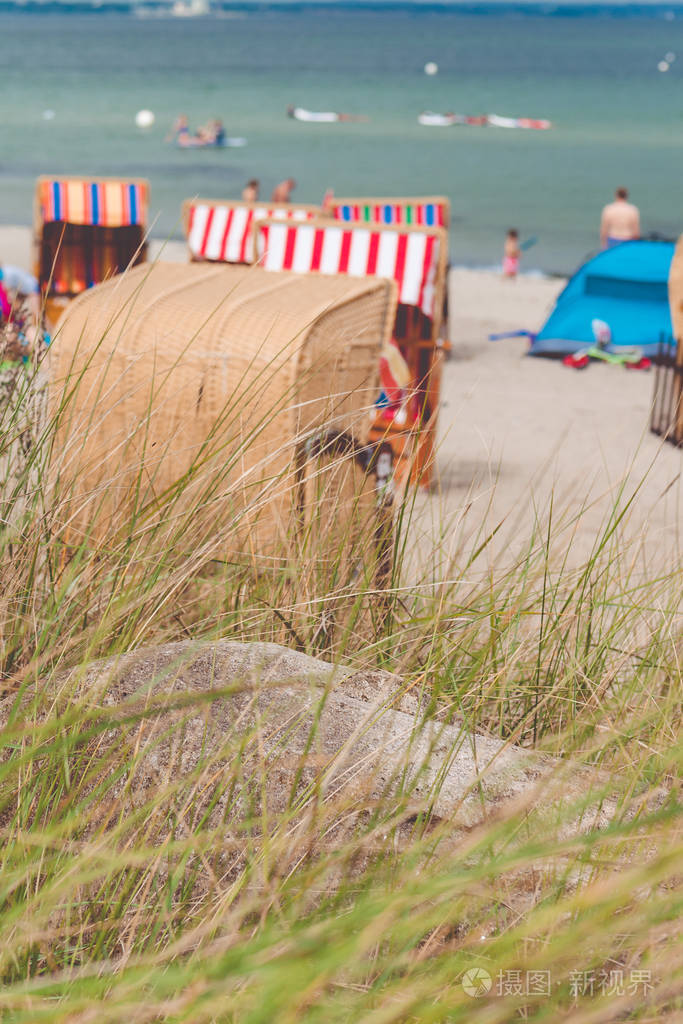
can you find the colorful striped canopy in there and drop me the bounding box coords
[185,200,319,265]
[257,219,445,318]
[38,178,148,227]
[331,197,449,229]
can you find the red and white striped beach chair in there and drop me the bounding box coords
[330,195,452,354]
[182,198,320,266]
[255,217,448,485]
[257,217,445,316]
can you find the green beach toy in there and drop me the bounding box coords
[585,345,645,365]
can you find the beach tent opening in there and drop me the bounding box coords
[530,240,675,358]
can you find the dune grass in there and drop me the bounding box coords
[0,294,680,1022]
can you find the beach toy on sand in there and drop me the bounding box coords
[563,347,649,370]
[587,346,649,367]
[563,352,590,369]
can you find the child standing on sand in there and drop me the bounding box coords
[503,229,521,279]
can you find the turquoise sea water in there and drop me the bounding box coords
[3,6,683,273]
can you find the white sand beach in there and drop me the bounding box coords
[3,225,680,568]
[433,269,681,568]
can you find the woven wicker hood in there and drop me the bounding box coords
[48,261,397,550]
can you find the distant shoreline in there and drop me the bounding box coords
[2,2,682,17]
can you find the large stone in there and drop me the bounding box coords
[2,640,652,927]
[45,639,547,831]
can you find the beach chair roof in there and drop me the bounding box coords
[50,262,396,544]
[255,217,447,319]
[331,196,450,229]
[36,176,148,228]
[183,198,321,264]
[52,261,396,445]
[531,240,674,357]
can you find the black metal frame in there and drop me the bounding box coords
[650,339,683,447]
[296,430,395,587]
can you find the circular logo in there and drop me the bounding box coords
[461,967,493,998]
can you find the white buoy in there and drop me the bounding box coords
[665,51,676,62]
[424,61,438,76]
[135,109,155,128]
[42,109,55,121]
[658,60,670,72]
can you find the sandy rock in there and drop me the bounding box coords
[59,639,544,829]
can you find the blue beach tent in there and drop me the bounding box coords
[530,240,675,357]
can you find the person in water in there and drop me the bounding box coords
[168,115,225,148]
[271,178,296,203]
[211,119,225,146]
[197,118,225,146]
[167,115,199,147]
[600,187,640,248]
[242,179,259,202]
[503,229,521,279]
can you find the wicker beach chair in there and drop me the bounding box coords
[34,176,149,327]
[182,198,321,266]
[651,235,683,446]
[49,262,397,571]
[254,216,449,486]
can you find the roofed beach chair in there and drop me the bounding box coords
[330,195,452,358]
[34,175,149,326]
[49,262,397,579]
[182,198,320,266]
[254,216,449,486]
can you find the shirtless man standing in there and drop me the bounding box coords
[600,187,640,248]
